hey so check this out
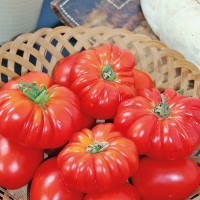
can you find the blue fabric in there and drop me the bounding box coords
[36,0,63,29]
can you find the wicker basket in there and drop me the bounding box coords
[0,26,199,200]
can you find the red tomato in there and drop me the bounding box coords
[53,53,79,87]
[0,83,83,149]
[0,134,44,190]
[133,68,155,93]
[114,88,200,160]
[80,113,96,129]
[57,123,139,193]
[44,145,66,158]
[84,182,140,200]
[2,71,54,90]
[132,157,200,200]
[44,115,95,157]
[30,157,84,200]
[53,53,96,129]
[69,44,137,120]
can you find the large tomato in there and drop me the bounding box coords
[84,182,140,200]
[132,157,200,200]
[30,157,84,200]
[69,44,137,120]
[53,53,79,88]
[0,83,83,149]
[2,71,54,90]
[114,88,200,160]
[57,123,139,193]
[0,134,44,189]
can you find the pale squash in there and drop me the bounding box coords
[141,0,200,69]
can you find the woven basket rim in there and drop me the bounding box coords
[1,25,199,72]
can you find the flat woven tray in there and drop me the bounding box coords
[0,26,199,200]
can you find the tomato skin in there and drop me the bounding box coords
[114,88,200,160]
[30,157,84,200]
[2,71,54,90]
[69,44,137,120]
[53,53,96,129]
[44,116,95,157]
[57,123,139,193]
[133,69,155,93]
[132,157,200,200]
[84,182,140,200]
[0,85,83,149]
[53,53,79,88]
[0,134,44,190]
[80,113,96,129]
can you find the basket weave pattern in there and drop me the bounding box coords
[0,26,199,200]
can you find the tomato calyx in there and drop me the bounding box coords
[154,94,170,118]
[101,64,117,82]
[18,82,53,108]
[86,141,109,154]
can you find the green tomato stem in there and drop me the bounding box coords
[154,94,170,118]
[86,141,109,154]
[17,82,53,108]
[101,64,117,82]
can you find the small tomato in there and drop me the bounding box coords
[84,182,140,200]
[133,68,155,93]
[53,53,79,88]
[132,157,200,200]
[30,157,84,200]
[0,134,44,189]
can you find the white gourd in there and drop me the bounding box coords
[141,0,200,69]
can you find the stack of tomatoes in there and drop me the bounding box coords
[0,44,199,200]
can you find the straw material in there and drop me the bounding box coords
[0,26,199,199]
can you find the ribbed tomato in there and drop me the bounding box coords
[0,83,83,149]
[69,44,137,120]
[57,123,139,193]
[114,88,200,160]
